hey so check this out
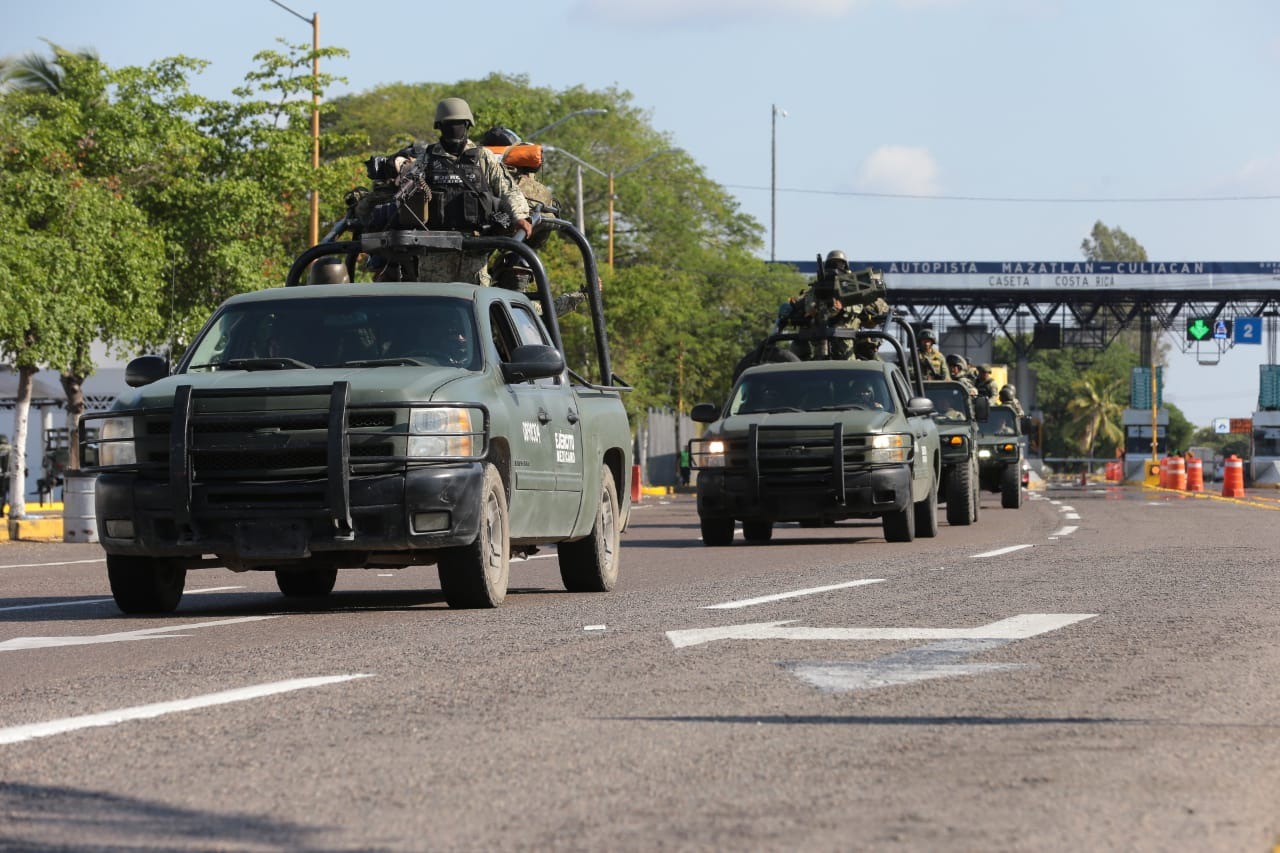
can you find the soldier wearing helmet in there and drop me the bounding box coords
[947,353,978,395]
[374,97,532,284]
[786,249,888,362]
[974,363,999,400]
[916,328,946,380]
[998,384,1025,416]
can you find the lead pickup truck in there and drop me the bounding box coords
[81,224,632,614]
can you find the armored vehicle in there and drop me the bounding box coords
[923,380,985,526]
[690,324,940,544]
[81,221,632,614]
[976,403,1031,508]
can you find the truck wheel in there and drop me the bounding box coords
[107,554,186,615]
[700,516,735,546]
[276,567,338,598]
[558,465,620,593]
[882,503,915,543]
[946,463,975,526]
[914,481,939,538]
[1001,465,1023,508]
[742,520,773,543]
[438,464,509,608]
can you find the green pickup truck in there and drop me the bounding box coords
[923,380,985,526]
[81,224,632,614]
[976,403,1031,509]
[690,328,941,545]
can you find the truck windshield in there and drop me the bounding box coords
[925,385,970,423]
[184,296,481,372]
[978,407,1018,436]
[729,370,893,415]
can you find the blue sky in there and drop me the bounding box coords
[6,0,1279,428]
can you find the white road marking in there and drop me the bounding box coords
[0,674,372,745]
[970,544,1034,559]
[1049,526,1079,537]
[0,585,245,614]
[1064,512,1081,520]
[667,613,1097,649]
[514,553,556,562]
[786,638,1029,692]
[1059,505,1076,512]
[0,615,278,652]
[704,579,886,610]
[583,625,607,631]
[0,558,104,570]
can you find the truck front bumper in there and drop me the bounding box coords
[95,463,485,564]
[696,464,911,523]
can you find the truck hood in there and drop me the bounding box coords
[113,365,482,410]
[716,409,895,435]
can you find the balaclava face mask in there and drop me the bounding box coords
[440,122,469,154]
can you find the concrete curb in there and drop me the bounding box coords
[2,516,64,542]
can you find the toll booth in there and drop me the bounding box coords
[1254,365,1280,486]
[1122,407,1168,482]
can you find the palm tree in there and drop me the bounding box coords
[0,42,97,93]
[1065,372,1126,477]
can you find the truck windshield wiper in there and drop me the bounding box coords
[339,357,428,367]
[221,357,313,370]
[810,404,867,411]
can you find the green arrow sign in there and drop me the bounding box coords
[1187,318,1212,341]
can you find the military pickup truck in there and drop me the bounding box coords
[690,326,941,545]
[923,380,986,526]
[81,223,632,614]
[976,403,1031,509]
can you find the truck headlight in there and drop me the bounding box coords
[869,433,910,463]
[978,448,992,459]
[408,408,484,458]
[98,417,136,466]
[694,439,726,468]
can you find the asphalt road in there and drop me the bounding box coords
[2,484,1279,852]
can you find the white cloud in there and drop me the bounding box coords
[855,145,941,196]
[1222,152,1280,195]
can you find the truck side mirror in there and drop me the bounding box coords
[906,397,935,417]
[691,403,721,423]
[500,344,564,383]
[125,355,170,388]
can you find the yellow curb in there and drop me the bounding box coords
[5,516,64,542]
[640,485,672,497]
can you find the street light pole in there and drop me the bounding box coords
[269,0,321,246]
[542,145,608,235]
[771,104,786,263]
[525,108,607,142]
[608,148,681,271]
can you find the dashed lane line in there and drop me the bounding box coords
[0,586,245,614]
[969,544,1035,558]
[0,674,373,745]
[704,579,886,610]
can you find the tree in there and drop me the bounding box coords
[1065,372,1126,464]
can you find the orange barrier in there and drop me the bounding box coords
[1222,454,1245,497]
[1185,456,1204,492]
[1167,454,1186,491]
[630,464,642,504]
[1159,455,1171,488]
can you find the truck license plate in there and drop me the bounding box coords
[233,520,309,558]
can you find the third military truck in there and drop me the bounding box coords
[923,379,985,526]
[690,325,941,544]
[81,221,632,614]
[976,403,1031,508]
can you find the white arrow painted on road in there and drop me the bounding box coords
[785,638,1031,692]
[666,613,1096,649]
[0,615,278,652]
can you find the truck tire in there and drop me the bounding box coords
[742,520,773,543]
[438,464,509,608]
[946,462,975,526]
[275,567,338,598]
[107,554,186,615]
[558,465,621,593]
[882,503,915,543]
[914,481,939,538]
[700,516,735,546]
[1001,464,1023,508]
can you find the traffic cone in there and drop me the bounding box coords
[1168,454,1186,491]
[1185,455,1204,492]
[1159,455,1171,488]
[630,464,643,504]
[1221,455,1245,498]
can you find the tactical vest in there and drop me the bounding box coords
[423,144,500,231]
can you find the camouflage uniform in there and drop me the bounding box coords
[947,355,978,395]
[974,367,1000,401]
[999,385,1025,417]
[785,262,890,361]
[917,332,947,380]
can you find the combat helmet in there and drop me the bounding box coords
[481,126,520,147]
[999,384,1017,402]
[946,353,967,369]
[493,251,533,291]
[918,328,936,345]
[823,249,850,273]
[434,97,475,128]
[309,257,350,285]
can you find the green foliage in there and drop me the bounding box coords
[1081,221,1148,262]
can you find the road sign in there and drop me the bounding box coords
[1230,418,1253,434]
[1187,317,1213,341]
[1214,418,1230,434]
[1213,319,1231,340]
[1235,316,1263,344]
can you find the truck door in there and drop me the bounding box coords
[489,302,581,537]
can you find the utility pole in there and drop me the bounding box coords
[770,105,786,262]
